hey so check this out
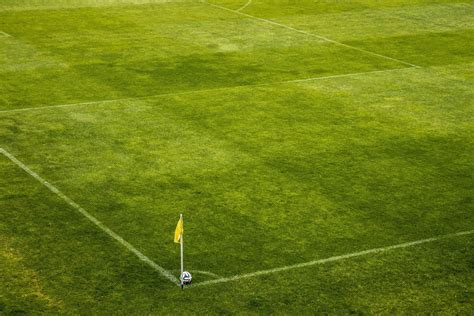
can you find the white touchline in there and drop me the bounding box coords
[206,2,419,68]
[236,0,252,12]
[0,67,415,115]
[192,230,474,287]
[0,148,179,286]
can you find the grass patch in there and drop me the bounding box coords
[0,0,472,313]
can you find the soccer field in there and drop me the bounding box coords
[1,0,473,313]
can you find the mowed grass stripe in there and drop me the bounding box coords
[0,0,175,11]
[0,2,403,110]
[0,147,179,285]
[1,1,472,313]
[0,67,414,114]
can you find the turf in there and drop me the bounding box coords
[0,0,473,314]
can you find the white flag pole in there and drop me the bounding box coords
[180,213,184,288]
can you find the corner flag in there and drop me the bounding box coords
[174,214,185,288]
[174,215,183,243]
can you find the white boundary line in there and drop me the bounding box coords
[0,147,179,286]
[192,230,474,287]
[206,2,419,68]
[236,0,252,12]
[0,31,11,37]
[0,67,415,114]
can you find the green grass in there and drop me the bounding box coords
[1,0,473,314]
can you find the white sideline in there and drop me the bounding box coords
[236,0,252,12]
[192,230,474,287]
[0,147,179,286]
[0,67,414,114]
[206,2,418,68]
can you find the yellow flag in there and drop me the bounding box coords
[174,216,183,243]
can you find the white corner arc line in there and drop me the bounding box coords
[0,67,414,115]
[236,0,252,12]
[171,269,221,278]
[206,2,418,68]
[192,230,474,287]
[194,270,221,278]
[0,147,179,286]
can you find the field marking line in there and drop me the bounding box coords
[205,2,419,68]
[0,31,11,37]
[236,0,252,12]
[171,269,221,278]
[192,229,474,287]
[0,147,180,286]
[0,66,415,114]
[195,270,221,278]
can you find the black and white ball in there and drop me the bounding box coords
[180,271,192,285]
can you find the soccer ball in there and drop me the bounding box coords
[180,271,192,285]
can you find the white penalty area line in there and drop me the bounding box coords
[0,148,179,286]
[192,229,474,288]
[236,0,252,12]
[205,2,418,68]
[0,66,415,115]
